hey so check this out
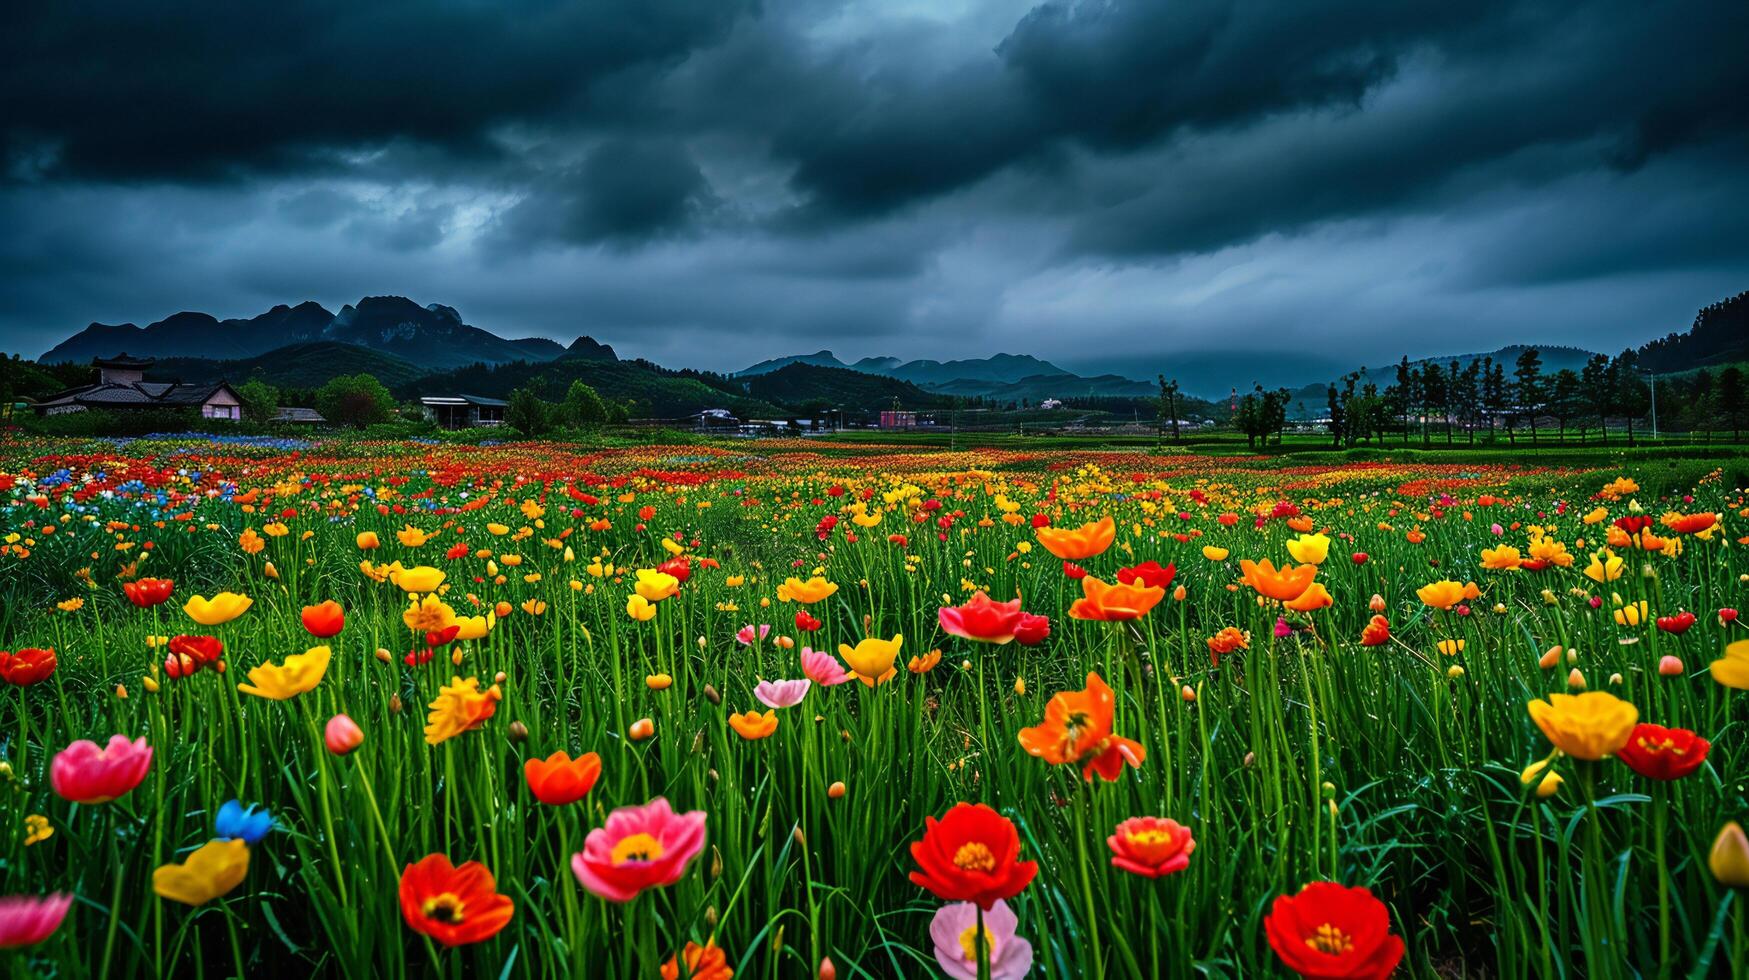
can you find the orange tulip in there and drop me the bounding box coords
[1018,671,1145,781]
[300,600,345,638]
[728,709,778,740]
[524,750,602,805]
[1282,582,1333,612]
[1035,516,1116,560]
[1238,559,1317,603]
[1068,576,1164,622]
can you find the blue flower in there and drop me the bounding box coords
[215,800,274,844]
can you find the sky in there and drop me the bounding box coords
[4,0,1747,387]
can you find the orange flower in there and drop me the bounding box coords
[1035,516,1115,560]
[1238,559,1317,603]
[662,939,733,980]
[1067,576,1164,622]
[728,709,779,740]
[398,854,514,946]
[524,750,602,806]
[1282,582,1333,612]
[300,600,345,638]
[1206,627,1249,665]
[1359,615,1391,646]
[1017,671,1146,781]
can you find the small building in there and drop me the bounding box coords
[32,355,243,420]
[273,406,327,424]
[879,410,917,429]
[1038,398,1063,410]
[420,395,507,429]
[689,408,739,431]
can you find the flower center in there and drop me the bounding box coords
[957,924,998,963]
[611,832,666,865]
[952,841,997,872]
[421,892,465,924]
[1305,923,1354,956]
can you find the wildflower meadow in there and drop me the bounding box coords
[1,435,1747,978]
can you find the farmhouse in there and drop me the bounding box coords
[32,355,242,420]
[420,394,507,428]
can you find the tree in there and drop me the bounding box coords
[1612,350,1650,445]
[1581,354,1613,444]
[315,374,395,428]
[1392,356,1416,446]
[562,380,609,430]
[1514,348,1543,444]
[506,387,553,436]
[1548,369,1580,442]
[235,379,280,423]
[1419,363,1446,446]
[1156,376,1182,442]
[1458,359,1481,444]
[1720,366,1746,442]
[1482,358,1508,442]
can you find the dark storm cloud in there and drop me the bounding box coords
[1,0,1746,377]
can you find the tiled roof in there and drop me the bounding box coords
[35,381,235,409]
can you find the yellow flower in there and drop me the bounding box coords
[396,525,430,547]
[403,594,458,634]
[1436,639,1465,656]
[423,676,502,745]
[776,576,838,604]
[851,509,883,528]
[392,565,446,594]
[1710,822,1749,887]
[153,839,250,906]
[1612,600,1648,627]
[356,531,380,550]
[728,709,779,740]
[237,646,332,700]
[453,612,496,641]
[1282,582,1333,612]
[1526,691,1638,760]
[56,597,85,613]
[1583,549,1623,583]
[1709,640,1749,690]
[1480,545,1522,570]
[183,592,253,626]
[1201,545,1229,561]
[24,814,52,846]
[646,673,673,690]
[1416,581,1467,610]
[633,569,680,602]
[1284,533,1330,566]
[626,594,657,621]
[238,528,265,554]
[839,634,903,687]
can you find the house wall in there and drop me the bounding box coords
[202,389,242,420]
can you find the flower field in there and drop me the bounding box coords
[1,434,1748,977]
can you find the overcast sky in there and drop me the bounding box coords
[4,0,1746,382]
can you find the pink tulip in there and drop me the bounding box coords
[325,714,365,755]
[0,893,73,949]
[50,735,151,804]
[800,648,852,687]
[754,678,811,709]
[571,797,706,902]
[1658,655,1685,676]
[735,624,771,646]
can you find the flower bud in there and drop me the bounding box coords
[1658,655,1684,676]
[1567,668,1586,689]
[375,647,394,663]
[507,721,528,743]
[828,780,846,800]
[629,717,655,741]
[1709,822,1749,887]
[703,684,721,705]
[819,958,838,980]
[1536,771,1564,797]
[325,714,365,754]
[389,693,403,714]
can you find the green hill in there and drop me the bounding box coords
[743,363,952,412]
[146,342,429,389]
[396,358,788,420]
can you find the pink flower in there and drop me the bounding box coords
[937,592,1024,645]
[800,648,852,687]
[1013,613,1051,646]
[929,899,1033,980]
[736,624,771,646]
[0,893,73,949]
[1107,816,1196,878]
[1274,617,1292,639]
[50,735,152,804]
[325,714,365,755]
[570,797,707,903]
[754,678,811,709]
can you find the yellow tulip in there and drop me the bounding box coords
[1416,581,1467,610]
[153,839,250,905]
[237,646,332,700]
[776,576,839,604]
[1709,640,1749,690]
[183,592,253,626]
[1583,549,1623,583]
[839,634,903,687]
[626,594,657,622]
[453,612,496,641]
[392,565,446,594]
[1201,545,1230,561]
[1480,545,1522,570]
[1284,533,1330,566]
[403,594,458,634]
[1526,691,1637,760]
[1710,822,1749,887]
[356,531,380,550]
[634,569,680,602]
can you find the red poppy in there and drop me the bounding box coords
[657,556,691,583]
[795,611,822,632]
[398,854,515,946]
[1655,611,1696,635]
[123,577,174,608]
[1720,608,1739,625]
[1116,560,1175,591]
[1062,561,1088,580]
[1265,881,1404,979]
[1359,615,1391,647]
[0,648,56,686]
[165,635,224,678]
[1613,515,1653,534]
[524,750,603,805]
[938,592,1025,645]
[1013,612,1051,647]
[1351,552,1369,565]
[1616,723,1710,781]
[445,543,469,560]
[908,803,1037,910]
[300,600,345,638]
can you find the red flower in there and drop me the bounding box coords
[398,854,515,946]
[524,750,603,805]
[1062,561,1088,580]
[1030,513,1050,528]
[0,648,57,686]
[165,635,223,678]
[1616,723,1710,781]
[657,556,691,583]
[445,543,469,560]
[300,600,345,638]
[938,592,1025,645]
[123,577,174,608]
[795,611,822,632]
[1116,560,1175,591]
[1013,612,1051,647]
[908,803,1038,909]
[1265,881,1404,979]
[1351,552,1369,565]
[1721,608,1740,625]
[1613,515,1653,534]
[1359,615,1391,647]
[1655,611,1696,635]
